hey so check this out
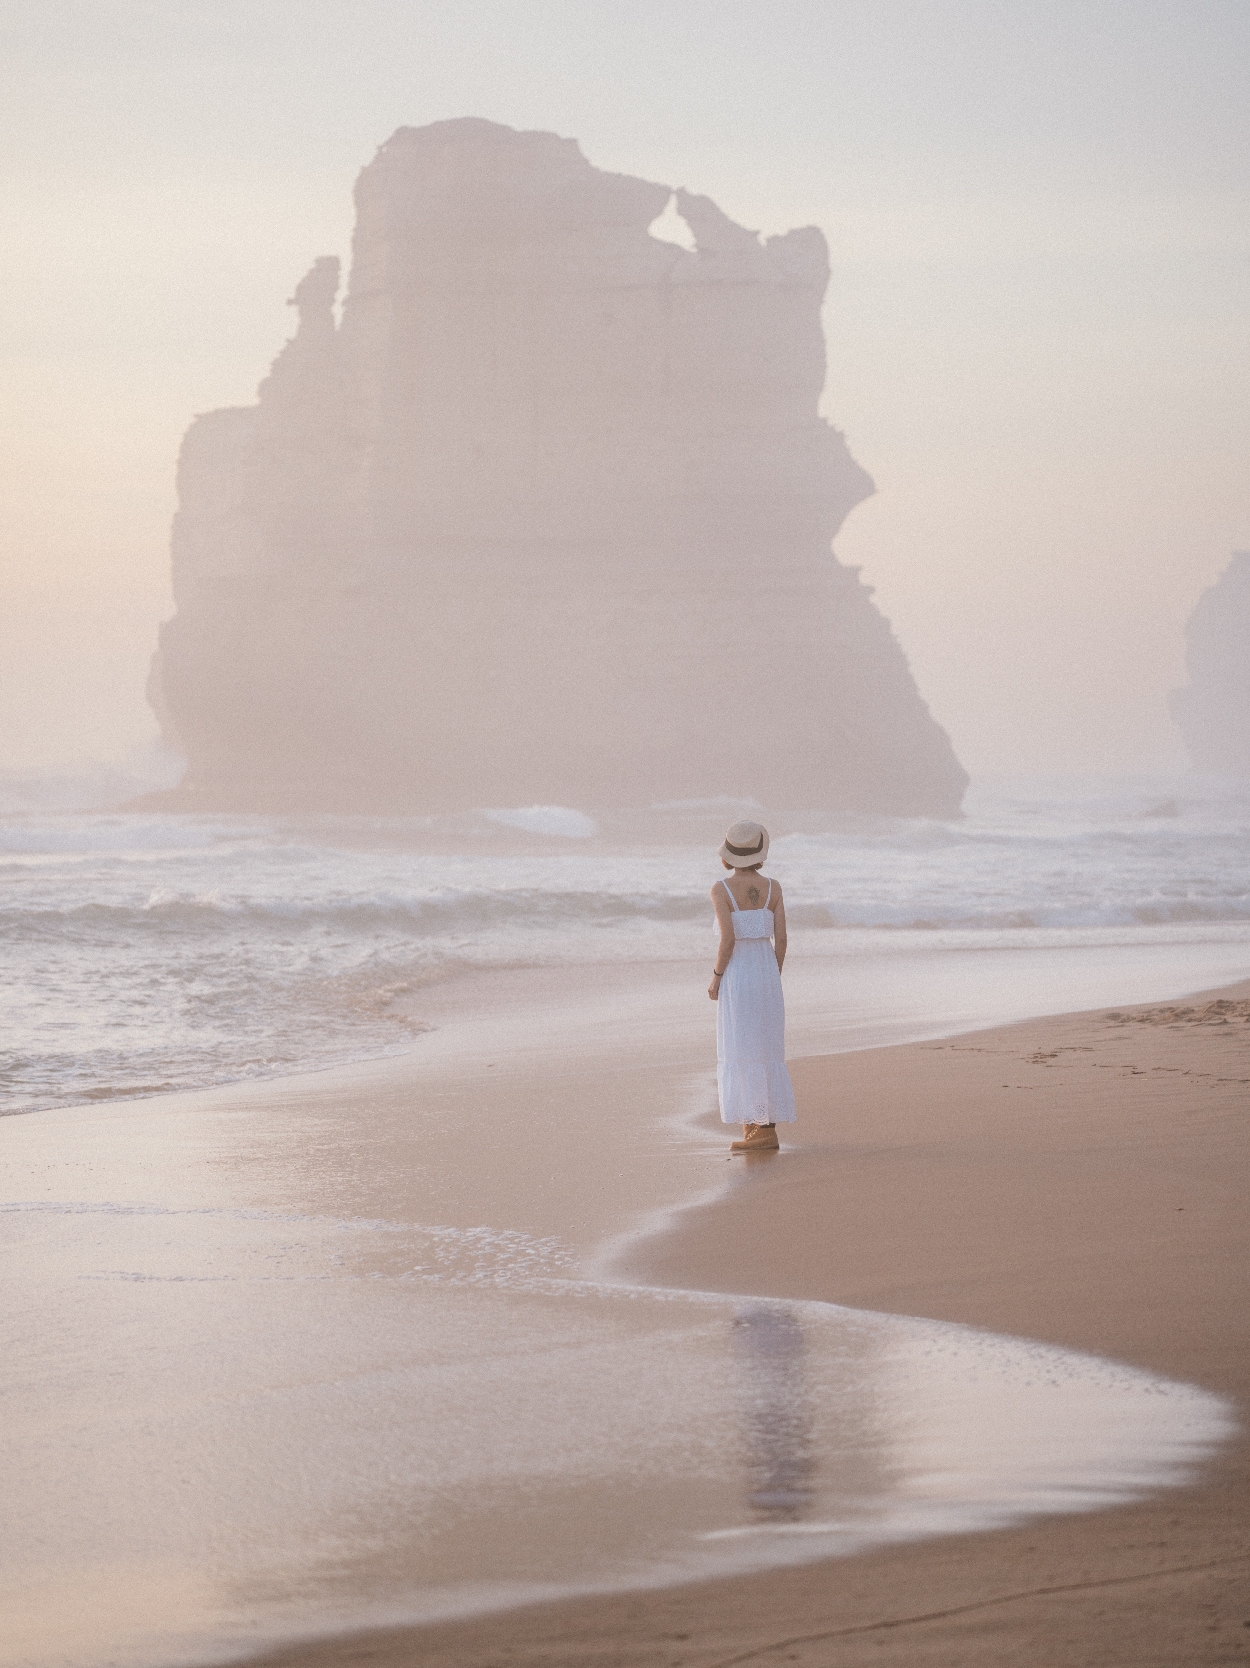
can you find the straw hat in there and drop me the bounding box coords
[719,819,769,868]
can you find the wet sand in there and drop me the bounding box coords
[249,980,1250,1668]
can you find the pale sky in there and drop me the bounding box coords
[2,0,1247,780]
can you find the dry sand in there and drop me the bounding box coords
[247,980,1250,1668]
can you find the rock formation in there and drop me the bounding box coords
[148,118,967,815]
[1170,552,1250,773]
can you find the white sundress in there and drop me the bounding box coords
[716,877,797,1126]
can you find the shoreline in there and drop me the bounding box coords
[11,922,1250,1126]
[242,977,1250,1668]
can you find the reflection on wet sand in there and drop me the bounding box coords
[0,1002,1233,1668]
[733,1305,816,1522]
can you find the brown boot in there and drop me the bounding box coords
[731,1122,780,1153]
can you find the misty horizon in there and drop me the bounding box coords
[3,2,1248,784]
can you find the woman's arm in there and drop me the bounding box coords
[709,883,735,1000]
[772,884,787,974]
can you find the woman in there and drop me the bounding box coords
[708,819,796,1152]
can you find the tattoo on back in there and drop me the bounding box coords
[748,885,760,905]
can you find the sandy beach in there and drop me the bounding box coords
[3,957,1247,1668]
[244,978,1250,1668]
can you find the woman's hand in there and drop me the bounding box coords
[708,973,722,1001]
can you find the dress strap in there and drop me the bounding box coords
[721,878,737,911]
[765,878,773,908]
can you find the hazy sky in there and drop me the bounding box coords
[3,0,1247,779]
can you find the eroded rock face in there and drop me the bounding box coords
[149,119,967,814]
[1170,552,1250,774]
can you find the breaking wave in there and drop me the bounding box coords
[4,884,1250,944]
[3,776,1248,1116]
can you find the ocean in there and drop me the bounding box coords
[3,775,1249,1118]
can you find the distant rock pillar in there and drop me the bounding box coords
[146,121,970,815]
[1170,552,1250,774]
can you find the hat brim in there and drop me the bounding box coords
[718,834,769,868]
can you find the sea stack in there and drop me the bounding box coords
[1170,551,1250,774]
[148,119,967,814]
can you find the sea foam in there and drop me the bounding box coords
[2,778,1248,1115]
